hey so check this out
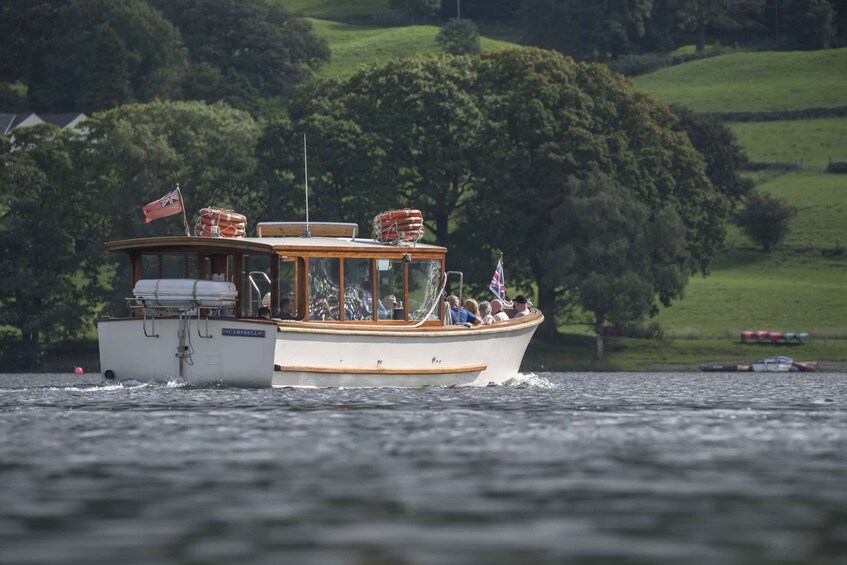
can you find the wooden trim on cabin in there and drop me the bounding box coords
[106,236,274,254]
[282,247,445,259]
[275,363,487,375]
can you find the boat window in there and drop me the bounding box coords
[308,257,340,321]
[343,258,374,320]
[277,257,296,318]
[408,259,442,321]
[141,255,161,278]
[244,254,271,316]
[376,258,405,320]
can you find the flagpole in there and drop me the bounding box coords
[499,251,505,300]
[175,183,191,237]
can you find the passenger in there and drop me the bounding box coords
[464,298,480,319]
[314,298,332,320]
[479,301,494,325]
[383,295,398,319]
[446,295,481,326]
[257,306,271,320]
[512,295,530,318]
[276,297,296,319]
[490,299,510,322]
[360,280,389,319]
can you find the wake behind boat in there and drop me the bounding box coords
[97,219,543,387]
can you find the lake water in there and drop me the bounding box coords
[1,372,846,564]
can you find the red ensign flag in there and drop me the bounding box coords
[141,189,183,223]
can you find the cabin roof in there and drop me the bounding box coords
[106,235,446,255]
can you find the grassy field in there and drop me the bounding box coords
[634,48,847,112]
[308,19,513,79]
[524,334,847,372]
[275,0,391,17]
[731,117,847,170]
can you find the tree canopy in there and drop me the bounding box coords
[282,48,727,341]
[150,0,329,109]
[0,125,103,368]
[10,0,187,112]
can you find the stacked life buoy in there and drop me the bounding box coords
[373,208,424,244]
[195,207,247,238]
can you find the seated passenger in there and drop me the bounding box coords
[464,298,480,319]
[479,301,494,325]
[490,299,509,322]
[257,306,271,320]
[276,297,296,319]
[447,295,481,326]
[512,295,530,318]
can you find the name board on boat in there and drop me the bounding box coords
[222,328,266,338]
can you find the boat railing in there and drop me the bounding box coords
[125,298,237,339]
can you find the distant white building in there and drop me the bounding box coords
[0,113,88,136]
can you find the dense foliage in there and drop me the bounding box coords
[437,19,482,55]
[0,126,105,367]
[735,192,798,251]
[0,0,328,114]
[282,48,726,345]
[149,0,329,110]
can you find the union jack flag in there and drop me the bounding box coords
[142,189,183,223]
[489,257,505,301]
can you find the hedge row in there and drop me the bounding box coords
[824,161,847,174]
[742,162,802,172]
[705,106,847,122]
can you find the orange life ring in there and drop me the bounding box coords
[197,216,246,231]
[379,219,423,231]
[376,209,422,223]
[195,223,246,238]
[380,227,423,242]
[199,207,247,224]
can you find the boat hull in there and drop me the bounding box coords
[98,313,543,388]
[98,317,277,387]
[272,314,543,387]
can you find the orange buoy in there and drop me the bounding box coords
[195,207,247,238]
[199,207,247,223]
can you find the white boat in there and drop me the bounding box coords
[750,356,795,372]
[97,222,543,387]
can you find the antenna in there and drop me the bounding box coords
[303,133,311,238]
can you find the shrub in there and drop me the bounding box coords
[824,161,847,174]
[735,192,798,251]
[436,18,480,55]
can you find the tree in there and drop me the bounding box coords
[83,100,262,313]
[0,126,104,368]
[23,0,187,112]
[735,192,797,251]
[462,48,724,340]
[671,0,767,52]
[151,0,329,109]
[519,0,658,60]
[437,18,482,55]
[782,0,837,48]
[285,56,484,251]
[672,106,753,207]
[389,0,442,19]
[541,175,688,357]
[281,48,726,342]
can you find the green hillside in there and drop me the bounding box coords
[308,19,513,79]
[633,48,847,113]
[731,117,847,170]
[275,0,391,17]
[632,49,847,360]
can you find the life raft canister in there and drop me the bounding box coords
[373,208,424,244]
[195,207,247,238]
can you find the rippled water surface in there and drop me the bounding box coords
[1,372,846,564]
